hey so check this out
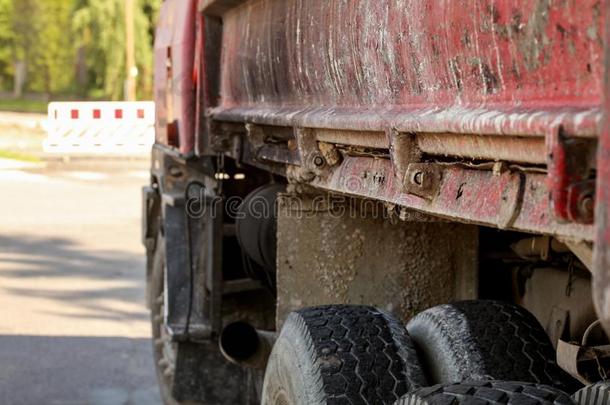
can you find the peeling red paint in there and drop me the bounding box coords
[212,105,600,138]
[219,0,603,114]
[310,155,593,241]
[154,0,197,154]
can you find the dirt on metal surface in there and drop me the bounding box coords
[303,155,594,241]
[210,0,603,154]
[276,194,478,326]
[219,0,602,113]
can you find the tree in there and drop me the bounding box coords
[0,0,159,100]
[0,0,14,91]
[10,0,39,97]
[73,0,159,100]
[135,0,159,99]
[28,0,75,95]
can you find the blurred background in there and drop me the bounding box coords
[0,1,162,404]
[0,0,158,103]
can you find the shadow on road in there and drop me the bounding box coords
[0,159,159,403]
[0,335,161,405]
[0,233,147,322]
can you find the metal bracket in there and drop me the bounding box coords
[403,163,443,200]
[245,123,300,165]
[546,126,596,224]
[295,127,326,174]
[387,129,421,183]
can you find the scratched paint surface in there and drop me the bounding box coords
[220,0,603,111]
[307,155,593,241]
[154,0,197,153]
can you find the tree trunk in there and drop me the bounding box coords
[13,60,25,98]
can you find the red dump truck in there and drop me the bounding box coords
[142,1,610,403]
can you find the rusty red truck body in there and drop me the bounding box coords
[143,1,610,403]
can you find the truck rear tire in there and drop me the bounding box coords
[150,234,181,405]
[395,381,575,405]
[261,305,426,405]
[406,300,580,393]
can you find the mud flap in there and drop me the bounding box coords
[162,183,223,340]
[161,183,229,402]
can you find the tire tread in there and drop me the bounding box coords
[296,305,426,405]
[396,381,575,405]
[407,300,580,393]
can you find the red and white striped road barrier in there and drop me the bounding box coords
[43,101,155,156]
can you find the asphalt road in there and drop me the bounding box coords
[0,159,162,405]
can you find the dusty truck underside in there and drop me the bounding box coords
[142,0,610,404]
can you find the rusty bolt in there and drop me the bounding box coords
[578,194,594,222]
[412,171,424,186]
[318,142,341,166]
[404,164,442,200]
[312,155,326,168]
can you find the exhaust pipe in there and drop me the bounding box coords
[219,322,276,369]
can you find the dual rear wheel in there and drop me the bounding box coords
[151,242,579,405]
[262,301,580,405]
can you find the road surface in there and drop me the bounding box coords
[0,159,162,405]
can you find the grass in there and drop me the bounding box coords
[0,149,41,162]
[0,98,48,114]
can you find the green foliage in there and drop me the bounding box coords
[136,0,160,99]
[0,0,14,89]
[0,0,159,99]
[29,0,75,94]
[0,97,47,113]
[73,0,126,99]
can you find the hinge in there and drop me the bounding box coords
[546,126,596,224]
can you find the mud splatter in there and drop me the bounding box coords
[516,0,552,71]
